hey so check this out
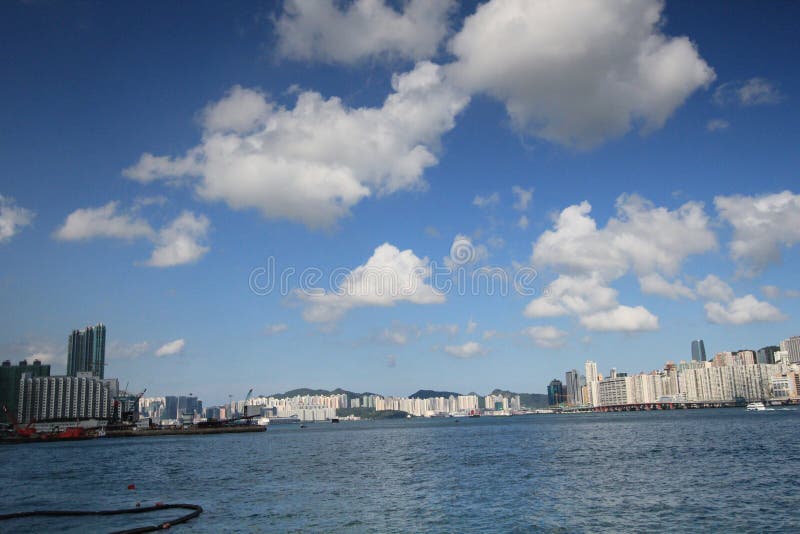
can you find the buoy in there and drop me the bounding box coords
[127,484,136,490]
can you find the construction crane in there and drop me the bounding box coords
[243,388,255,420]
[2,404,36,437]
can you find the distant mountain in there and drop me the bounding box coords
[409,389,462,399]
[265,388,376,401]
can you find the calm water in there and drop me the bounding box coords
[1,409,799,532]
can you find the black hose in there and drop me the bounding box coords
[0,503,203,533]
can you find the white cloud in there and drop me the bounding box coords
[526,194,715,333]
[445,233,488,269]
[125,62,469,229]
[146,211,210,268]
[264,323,289,336]
[378,327,408,345]
[482,329,498,340]
[580,305,659,332]
[706,118,730,132]
[442,341,486,358]
[521,325,567,348]
[298,243,444,323]
[715,191,800,275]
[0,195,34,243]
[466,319,477,334]
[533,194,716,279]
[155,338,185,357]
[275,0,455,64]
[517,215,529,230]
[696,274,734,303]
[473,192,500,208]
[512,186,533,211]
[55,203,210,268]
[639,273,695,300]
[447,0,715,148]
[54,202,155,241]
[705,295,786,325]
[714,78,783,106]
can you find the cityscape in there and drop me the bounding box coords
[2,0,800,530]
[3,323,798,429]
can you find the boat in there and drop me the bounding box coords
[746,402,774,411]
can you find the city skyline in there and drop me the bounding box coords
[1,1,800,405]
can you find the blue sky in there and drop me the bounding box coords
[1,0,799,404]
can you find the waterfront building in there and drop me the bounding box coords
[17,372,118,423]
[780,336,800,364]
[547,379,566,406]
[598,376,631,406]
[67,323,106,379]
[584,360,599,406]
[691,340,707,362]
[0,359,50,423]
[565,369,581,406]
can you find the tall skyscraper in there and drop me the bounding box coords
[67,323,106,379]
[691,339,707,362]
[547,379,565,406]
[565,369,581,405]
[584,360,599,407]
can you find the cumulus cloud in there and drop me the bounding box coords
[639,273,695,300]
[264,323,289,336]
[713,78,784,107]
[155,339,185,357]
[696,274,734,302]
[275,0,455,64]
[473,192,500,208]
[125,62,468,229]
[447,0,715,148]
[706,118,730,132]
[580,305,659,332]
[696,275,786,325]
[442,341,486,358]
[521,325,567,348]
[533,194,716,279]
[146,211,210,267]
[298,243,444,323]
[0,195,34,243]
[55,203,209,267]
[705,295,786,325]
[54,202,155,241]
[445,233,489,269]
[715,191,800,276]
[512,186,533,211]
[526,194,715,332]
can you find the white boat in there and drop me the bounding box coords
[746,402,774,411]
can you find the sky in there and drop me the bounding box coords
[1,0,799,405]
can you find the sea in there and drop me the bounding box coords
[1,409,799,533]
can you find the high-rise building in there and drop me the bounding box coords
[67,324,106,379]
[584,360,599,407]
[757,346,779,365]
[0,360,50,423]
[17,372,118,423]
[565,369,581,405]
[691,340,707,362]
[547,379,566,406]
[779,336,800,364]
